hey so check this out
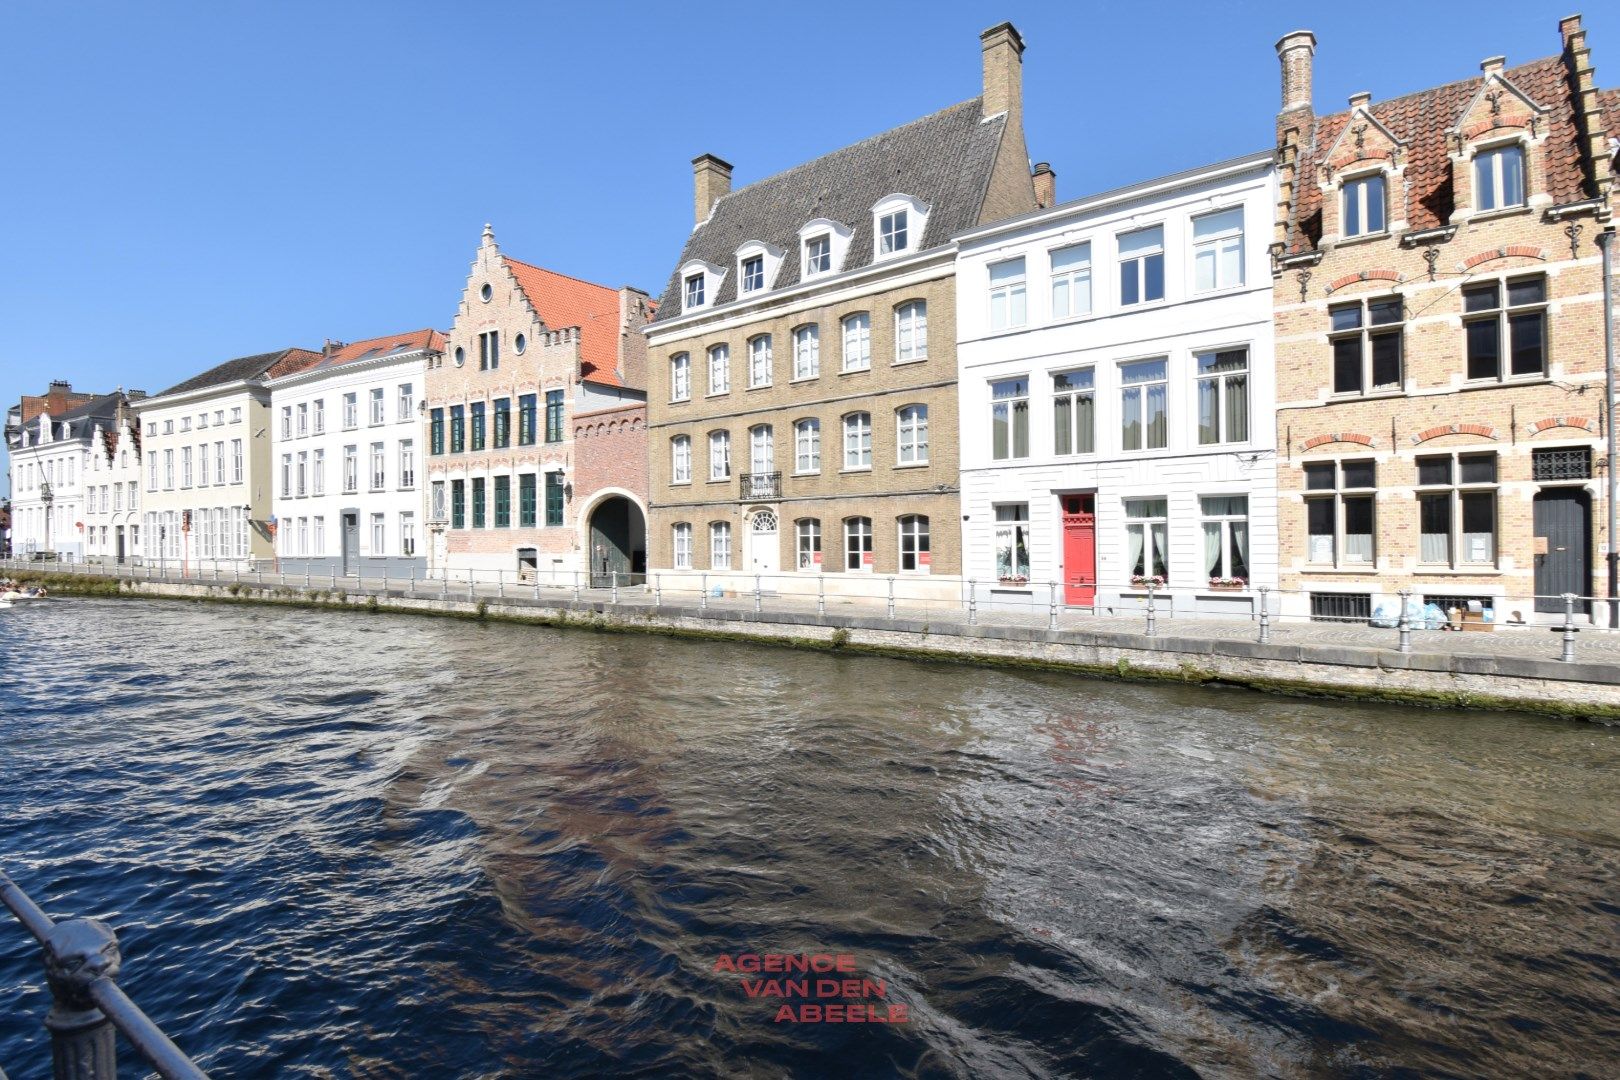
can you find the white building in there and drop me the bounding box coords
[267,330,441,576]
[82,396,148,563]
[955,152,1278,617]
[135,348,321,572]
[5,388,122,560]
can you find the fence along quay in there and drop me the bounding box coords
[5,557,1619,722]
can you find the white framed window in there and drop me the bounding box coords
[280,453,291,498]
[1342,173,1387,237]
[684,274,705,308]
[1464,275,1547,381]
[673,523,693,569]
[842,313,871,372]
[312,399,324,434]
[842,412,871,470]
[213,442,225,486]
[369,388,386,425]
[707,344,730,395]
[295,450,307,496]
[397,382,414,420]
[231,440,243,483]
[370,442,385,490]
[477,331,499,371]
[896,405,928,465]
[343,445,358,492]
[181,447,193,488]
[749,424,773,475]
[1201,496,1250,585]
[988,257,1027,330]
[794,419,820,473]
[990,378,1028,461]
[1192,207,1243,292]
[279,406,291,439]
[792,325,819,380]
[994,504,1030,583]
[1120,359,1168,451]
[199,446,210,486]
[671,435,692,484]
[342,392,358,429]
[399,440,415,488]
[1417,453,1498,567]
[1053,368,1095,455]
[312,449,325,496]
[1119,226,1165,305]
[1125,498,1170,584]
[148,454,158,491]
[898,514,930,573]
[230,407,241,423]
[371,513,385,554]
[879,210,907,254]
[748,335,772,388]
[709,430,731,480]
[1473,144,1525,211]
[671,352,691,401]
[804,234,831,275]
[1050,243,1092,319]
[895,301,927,362]
[1304,459,1377,566]
[796,518,821,572]
[710,522,732,570]
[400,513,416,556]
[741,255,765,293]
[844,517,873,571]
[431,481,446,520]
[296,403,308,437]
[1195,348,1249,445]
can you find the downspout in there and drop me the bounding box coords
[1601,228,1618,628]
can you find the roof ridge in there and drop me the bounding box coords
[710,97,984,210]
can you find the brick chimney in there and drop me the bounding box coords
[1273,30,1317,259]
[1032,162,1056,209]
[1276,30,1316,118]
[980,22,1025,122]
[692,154,733,226]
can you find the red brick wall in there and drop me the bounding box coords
[571,402,647,509]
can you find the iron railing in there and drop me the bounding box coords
[739,471,782,500]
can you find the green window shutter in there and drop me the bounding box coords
[519,474,537,527]
[545,473,564,526]
[494,475,510,527]
[451,480,465,528]
[472,478,486,528]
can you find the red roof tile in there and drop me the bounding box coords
[324,329,447,367]
[504,258,623,386]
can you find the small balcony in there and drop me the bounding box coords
[740,471,782,500]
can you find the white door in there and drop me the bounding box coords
[749,510,779,574]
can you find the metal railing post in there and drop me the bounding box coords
[1047,581,1058,631]
[700,572,708,612]
[304,567,310,588]
[331,568,336,591]
[497,569,504,599]
[467,571,474,602]
[1257,586,1271,645]
[754,574,762,613]
[817,574,825,617]
[441,571,449,599]
[533,575,540,601]
[1561,593,1578,663]
[43,918,121,1079]
[887,576,895,620]
[654,573,662,608]
[1397,588,1413,654]
[611,571,619,606]
[967,580,977,626]
[573,571,581,602]
[1145,582,1158,637]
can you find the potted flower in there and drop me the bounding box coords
[1208,576,1247,591]
[998,574,1029,586]
[1129,574,1166,588]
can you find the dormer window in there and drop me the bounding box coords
[805,235,831,275]
[871,195,929,260]
[798,218,852,278]
[680,260,726,312]
[880,211,908,254]
[742,255,765,293]
[1342,174,1386,237]
[684,274,705,308]
[1474,144,1525,211]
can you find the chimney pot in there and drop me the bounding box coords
[692,153,733,226]
[1032,162,1056,209]
[980,22,1026,122]
[1481,55,1505,75]
[1275,30,1317,116]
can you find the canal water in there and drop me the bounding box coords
[1,599,1617,1078]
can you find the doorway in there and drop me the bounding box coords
[342,513,360,575]
[587,495,646,587]
[749,509,779,574]
[1533,488,1591,613]
[1061,494,1096,606]
[115,526,126,564]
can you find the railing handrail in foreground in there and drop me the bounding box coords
[0,868,210,1080]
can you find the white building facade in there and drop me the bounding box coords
[83,401,147,563]
[267,331,440,577]
[5,392,120,560]
[956,152,1279,617]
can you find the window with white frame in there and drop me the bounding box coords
[895,300,927,362]
[230,406,241,423]
[749,424,773,475]
[343,392,358,429]
[1050,243,1092,319]
[748,335,772,388]
[370,442,385,490]
[1052,368,1094,455]
[1304,459,1376,566]
[280,406,292,439]
[898,514,930,572]
[343,445,358,492]
[371,513,385,554]
[1192,207,1244,292]
[796,518,821,571]
[708,344,730,395]
[1342,173,1387,237]
[399,440,415,488]
[370,388,386,425]
[1464,275,1546,381]
[213,442,225,486]
[673,523,693,569]
[1119,226,1165,305]
[792,325,819,380]
[280,453,291,498]
[296,403,308,437]
[397,382,414,420]
[741,255,765,294]
[312,449,325,495]
[1331,296,1404,394]
[684,274,705,309]
[710,522,732,570]
[231,440,243,483]
[148,454,158,491]
[991,378,1029,461]
[842,313,871,372]
[671,352,691,401]
[896,405,928,465]
[1417,452,1498,566]
[295,450,307,496]
[988,258,1027,330]
[199,446,210,486]
[1195,348,1249,445]
[804,234,831,275]
[1473,144,1525,211]
[478,331,499,371]
[431,481,446,520]
[181,447,193,487]
[1201,496,1250,585]
[794,419,820,473]
[400,513,416,556]
[672,435,692,483]
[1125,498,1170,584]
[844,517,873,571]
[842,412,871,469]
[879,210,907,255]
[1121,359,1168,451]
[994,504,1030,583]
[312,399,324,434]
[709,430,731,480]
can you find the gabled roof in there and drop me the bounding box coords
[294,329,446,376]
[1283,55,1597,253]
[156,348,322,398]
[651,97,1007,321]
[31,392,122,444]
[504,258,625,386]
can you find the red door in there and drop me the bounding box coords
[1061,495,1096,606]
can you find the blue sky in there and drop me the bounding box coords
[0,0,1607,492]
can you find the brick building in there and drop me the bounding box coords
[1271,15,1619,624]
[424,226,653,582]
[643,23,1040,601]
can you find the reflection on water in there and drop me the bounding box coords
[0,599,1616,1078]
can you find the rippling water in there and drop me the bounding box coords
[1,598,1617,1078]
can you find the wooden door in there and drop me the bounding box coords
[1061,495,1096,606]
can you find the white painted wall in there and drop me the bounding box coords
[7,419,92,558]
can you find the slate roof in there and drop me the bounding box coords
[156,348,322,398]
[504,259,626,386]
[290,329,446,377]
[651,98,1007,321]
[42,392,121,442]
[1283,55,1601,254]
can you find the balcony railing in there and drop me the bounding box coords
[740,471,782,500]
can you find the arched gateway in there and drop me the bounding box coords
[586,495,646,587]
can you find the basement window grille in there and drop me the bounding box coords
[1422,594,1493,616]
[1531,447,1591,482]
[1309,592,1372,624]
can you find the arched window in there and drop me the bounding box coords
[899,515,930,572]
[749,424,774,475]
[843,517,873,572]
[748,334,773,388]
[752,509,779,532]
[792,324,820,380]
[896,405,928,465]
[842,412,872,470]
[794,418,821,473]
[842,312,871,372]
[710,521,732,570]
[670,352,691,401]
[672,523,693,569]
[895,301,928,361]
[671,435,691,484]
[795,518,822,571]
[707,343,730,395]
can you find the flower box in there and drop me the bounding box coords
[997,576,1030,587]
[1129,575,1166,588]
[1207,579,1247,591]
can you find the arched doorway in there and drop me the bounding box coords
[748,508,779,574]
[587,495,646,587]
